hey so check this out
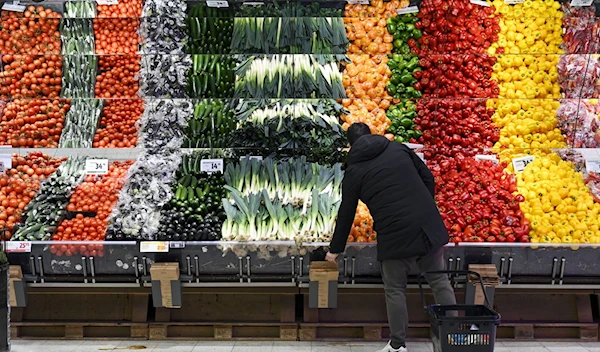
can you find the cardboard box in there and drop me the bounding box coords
[467,264,500,306]
[9,265,26,307]
[150,263,181,308]
[309,261,339,309]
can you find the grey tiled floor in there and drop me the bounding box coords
[10,340,600,352]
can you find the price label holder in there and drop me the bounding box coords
[5,242,32,253]
[240,156,263,161]
[201,159,224,173]
[85,159,109,175]
[169,241,186,249]
[207,1,229,7]
[570,0,593,6]
[475,154,499,164]
[243,1,264,5]
[0,154,11,174]
[140,241,169,253]
[347,0,370,4]
[585,159,600,173]
[504,0,524,3]
[416,153,425,163]
[398,6,419,14]
[512,155,535,172]
[97,0,119,4]
[470,0,490,6]
[1,2,25,12]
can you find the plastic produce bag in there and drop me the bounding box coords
[561,3,600,54]
[137,99,193,153]
[106,152,182,240]
[139,55,191,98]
[556,99,600,148]
[557,55,600,99]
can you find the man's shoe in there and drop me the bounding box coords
[376,341,408,352]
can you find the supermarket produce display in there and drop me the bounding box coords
[0,0,599,285]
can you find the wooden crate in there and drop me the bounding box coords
[149,322,297,340]
[11,322,149,340]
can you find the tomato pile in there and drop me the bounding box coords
[65,161,133,219]
[93,19,141,55]
[417,99,498,157]
[50,161,133,256]
[0,98,69,147]
[95,55,141,98]
[0,7,62,55]
[0,152,64,238]
[97,0,143,18]
[0,55,63,98]
[430,156,530,243]
[93,99,143,148]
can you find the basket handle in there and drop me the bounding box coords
[417,270,493,310]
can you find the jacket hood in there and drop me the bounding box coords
[347,134,390,165]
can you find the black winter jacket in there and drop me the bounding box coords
[329,134,449,261]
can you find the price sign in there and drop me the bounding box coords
[201,159,224,173]
[140,241,169,253]
[416,153,425,162]
[398,6,419,14]
[206,0,229,7]
[243,1,264,5]
[169,241,186,249]
[470,0,491,6]
[570,0,593,5]
[504,0,524,3]
[1,3,25,12]
[96,0,118,4]
[512,155,535,172]
[348,0,370,4]
[85,159,109,175]
[475,154,499,164]
[5,242,31,253]
[0,154,11,174]
[585,159,600,174]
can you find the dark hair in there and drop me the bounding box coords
[347,122,372,146]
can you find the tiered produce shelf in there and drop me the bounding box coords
[1,0,600,342]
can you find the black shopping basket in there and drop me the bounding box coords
[418,270,501,352]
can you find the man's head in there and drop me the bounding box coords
[347,122,372,146]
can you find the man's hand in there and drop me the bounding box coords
[325,252,339,265]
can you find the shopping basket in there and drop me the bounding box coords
[418,270,501,352]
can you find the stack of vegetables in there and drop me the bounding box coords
[106,153,181,241]
[58,99,103,148]
[12,157,86,242]
[93,99,143,148]
[184,99,236,148]
[137,99,194,153]
[188,55,236,98]
[0,99,69,148]
[230,99,347,163]
[139,0,190,99]
[222,157,343,243]
[234,55,346,99]
[0,153,64,239]
[1,55,63,99]
[50,161,133,256]
[156,153,227,242]
[187,4,234,54]
[341,0,406,136]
